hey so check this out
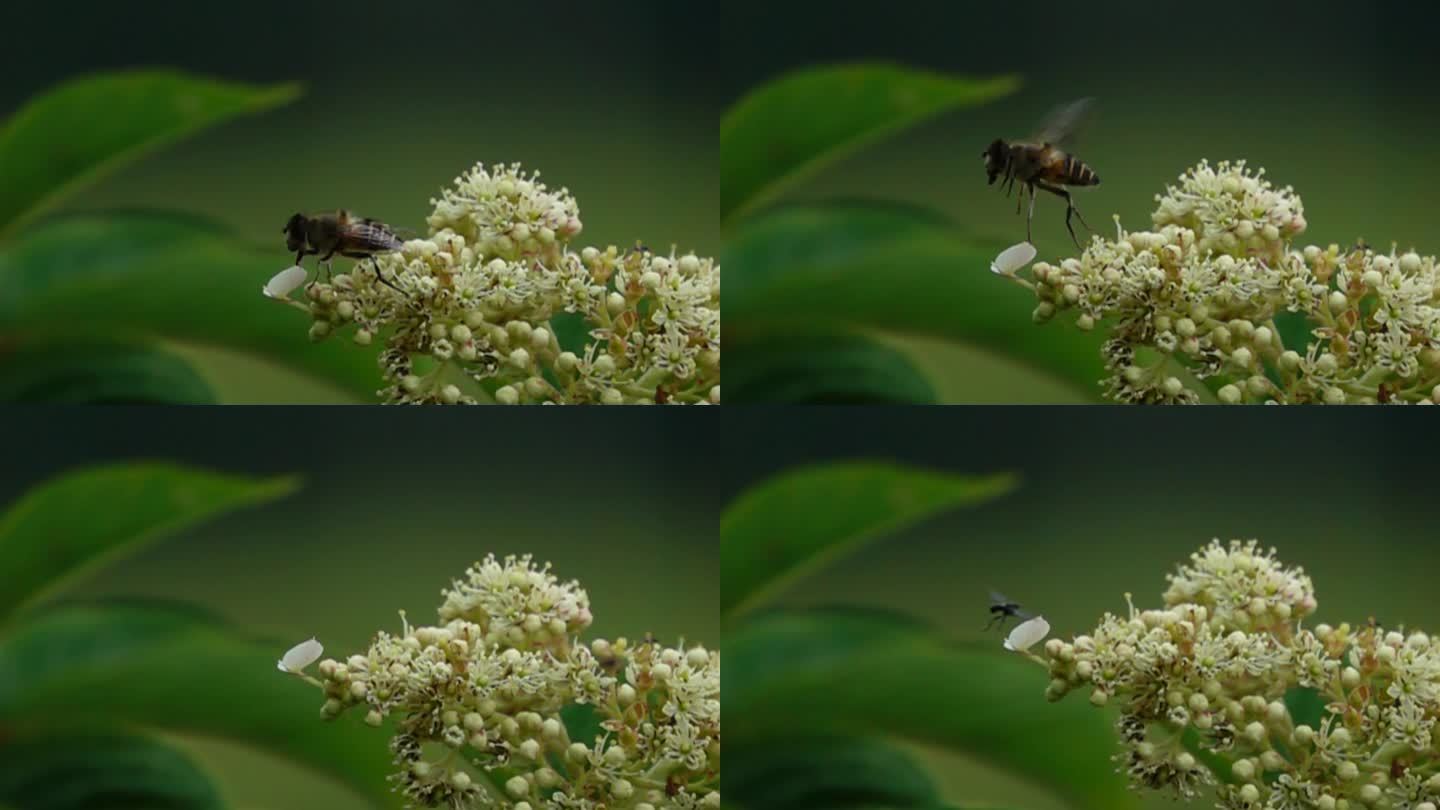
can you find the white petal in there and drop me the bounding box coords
[1003,616,1050,652]
[263,265,308,299]
[990,241,1037,275]
[278,637,323,672]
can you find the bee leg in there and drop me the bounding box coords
[1025,183,1037,243]
[1037,181,1092,249]
[315,248,337,284]
[370,256,404,294]
[1027,183,1037,243]
[1015,181,1026,215]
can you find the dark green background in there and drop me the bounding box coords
[5,1,718,402]
[717,406,1440,808]
[2,407,719,808]
[723,0,1440,402]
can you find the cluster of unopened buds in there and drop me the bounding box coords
[265,162,720,405]
[991,160,1440,404]
[278,554,721,809]
[1004,540,1440,810]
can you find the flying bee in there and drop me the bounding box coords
[985,590,1032,632]
[283,210,405,292]
[982,97,1101,247]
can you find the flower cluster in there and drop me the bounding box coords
[268,162,720,405]
[1000,160,1440,404]
[280,554,720,809]
[1023,540,1440,810]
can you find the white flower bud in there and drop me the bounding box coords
[1232,758,1255,781]
[1218,384,1242,404]
[1244,721,1267,744]
[506,775,530,798]
[1329,291,1349,312]
[607,292,626,314]
[1239,784,1260,803]
[278,638,323,673]
[495,385,520,405]
[1003,616,1050,652]
[263,265,308,299]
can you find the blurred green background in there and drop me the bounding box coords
[723,0,1440,402]
[5,1,717,403]
[718,407,1439,809]
[1,408,719,809]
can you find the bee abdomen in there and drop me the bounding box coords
[1064,155,1101,186]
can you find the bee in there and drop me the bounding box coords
[283,210,405,292]
[985,590,1032,632]
[982,97,1101,247]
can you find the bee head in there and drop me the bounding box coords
[283,213,307,252]
[982,139,1007,185]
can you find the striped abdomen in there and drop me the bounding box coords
[1060,153,1100,186]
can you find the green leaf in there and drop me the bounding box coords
[0,601,399,807]
[0,731,225,809]
[0,71,299,238]
[560,703,605,747]
[0,463,298,621]
[721,64,1018,223]
[728,330,936,403]
[724,202,1107,400]
[725,609,1138,810]
[722,463,1016,620]
[0,339,215,403]
[727,736,938,810]
[0,213,382,399]
[1283,686,1326,732]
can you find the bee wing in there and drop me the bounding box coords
[1014,606,1034,620]
[988,589,1011,606]
[341,220,404,251]
[1032,97,1096,150]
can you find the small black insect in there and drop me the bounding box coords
[985,590,1032,631]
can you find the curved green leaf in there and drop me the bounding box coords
[0,213,381,399]
[729,330,936,404]
[0,463,298,621]
[0,71,299,238]
[725,609,1138,810]
[724,202,1107,400]
[722,64,1018,223]
[0,601,399,807]
[0,732,225,810]
[727,736,938,810]
[721,462,1016,620]
[0,339,215,403]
